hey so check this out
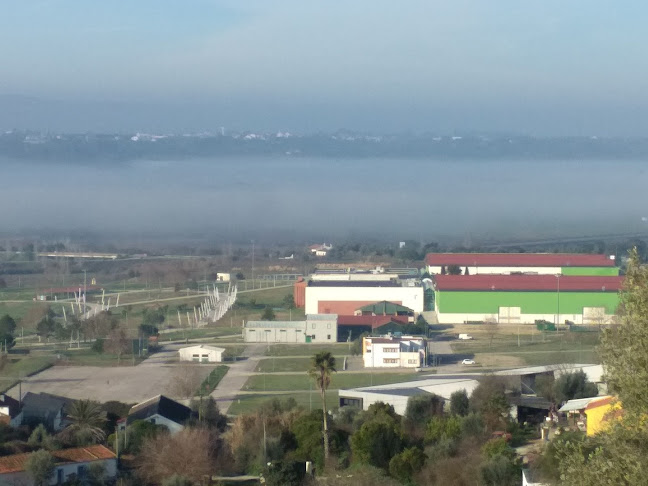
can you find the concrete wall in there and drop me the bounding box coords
[178,346,223,363]
[306,286,423,314]
[244,325,306,343]
[243,316,338,343]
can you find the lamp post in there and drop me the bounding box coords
[555,274,561,327]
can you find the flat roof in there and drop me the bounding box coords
[433,274,623,292]
[308,280,400,288]
[425,252,615,267]
[244,321,305,328]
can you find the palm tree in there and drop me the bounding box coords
[63,399,106,445]
[309,351,336,462]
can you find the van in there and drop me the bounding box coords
[458,334,473,340]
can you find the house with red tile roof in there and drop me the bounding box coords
[0,445,117,485]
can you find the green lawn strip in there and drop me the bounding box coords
[255,357,344,373]
[197,365,229,395]
[452,336,598,355]
[0,355,56,393]
[508,350,600,366]
[228,391,340,415]
[243,372,415,392]
[55,349,146,366]
[265,343,352,357]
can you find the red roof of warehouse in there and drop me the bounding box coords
[433,275,623,292]
[337,315,408,328]
[424,253,615,267]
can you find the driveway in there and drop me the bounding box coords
[6,343,212,404]
[210,344,266,414]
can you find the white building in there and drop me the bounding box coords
[244,314,338,343]
[178,344,225,363]
[362,335,427,368]
[304,281,423,315]
[339,376,480,415]
[0,445,117,485]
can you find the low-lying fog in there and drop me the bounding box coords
[2,157,647,243]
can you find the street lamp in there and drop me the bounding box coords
[555,274,561,328]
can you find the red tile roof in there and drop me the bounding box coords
[585,396,615,410]
[425,253,615,267]
[433,274,623,292]
[337,315,409,328]
[0,445,115,474]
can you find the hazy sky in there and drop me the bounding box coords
[2,1,647,134]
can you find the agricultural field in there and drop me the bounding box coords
[228,391,339,416]
[265,343,352,357]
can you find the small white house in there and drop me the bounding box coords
[125,395,194,435]
[178,344,225,363]
[0,445,117,485]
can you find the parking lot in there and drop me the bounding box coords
[6,344,214,404]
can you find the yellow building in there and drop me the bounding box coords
[584,396,622,436]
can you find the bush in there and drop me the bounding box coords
[91,338,104,354]
[389,447,426,483]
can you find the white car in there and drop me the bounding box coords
[461,359,476,365]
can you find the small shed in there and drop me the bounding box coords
[178,344,225,363]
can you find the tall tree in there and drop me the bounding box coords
[24,450,55,486]
[599,247,648,415]
[104,326,130,364]
[63,399,106,445]
[308,351,336,462]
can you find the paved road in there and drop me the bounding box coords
[210,344,266,414]
[6,343,212,404]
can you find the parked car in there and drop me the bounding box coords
[461,359,476,365]
[458,334,473,340]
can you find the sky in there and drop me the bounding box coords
[1,1,647,135]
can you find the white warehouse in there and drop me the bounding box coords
[178,344,225,363]
[244,314,338,343]
[304,281,423,316]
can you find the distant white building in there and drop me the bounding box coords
[244,314,338,343]
[362,335,427,368]
[178,344,225,363]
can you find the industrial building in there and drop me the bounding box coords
[362,335,427,368]
[425,253,619,276]
[244,314,338,343]
[337,315,409,341]
[433,274,622,325]
[295,279,423,316]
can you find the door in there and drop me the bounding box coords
[498,307,521,324]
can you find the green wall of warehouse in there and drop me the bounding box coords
[561,266,619,276]
[435,290,619,314]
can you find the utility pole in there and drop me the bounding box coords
[251,240,255,289]
[83,269,87,314]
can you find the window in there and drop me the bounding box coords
[311,335,316,340]
[327,334,331,340]
[408,359,418,364]
[383,358,398,364]
[383,347,399,353]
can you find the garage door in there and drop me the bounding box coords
[499,307,521,324]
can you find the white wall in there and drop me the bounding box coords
[0,458,117,486]
[434,311,615,325]
[146,414,185,434]
[363,339,425,368]
[178,346,223,362]
[244,325,307,343]
[305,286,423,314]
[428,265,562,275]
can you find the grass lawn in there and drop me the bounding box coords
[228,391,340,415]
[55,348,146,367]
[0,354,56,392]
[452,331,600,355]
[197,365,229,395]
[256,358,314,373]
[0,301,51,332]
[507,350,600,366]
[265,343,352,357]
[243,372,415,392]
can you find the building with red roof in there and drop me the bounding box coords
[425,252,618,277]
[0,445,117,485]
[432,274,622,325]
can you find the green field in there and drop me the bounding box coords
[197,365,229,395]
[452,331,600,355]
[265,343,352,357]
[228,391,340,415]
[243,372,415,392]
[256,358,316,373]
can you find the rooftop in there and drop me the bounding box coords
[127,395,192,426]
[433,274,623,292]
[308,280,400,288]
[245,321,305,329]
[425,252,616,267]
[0,445,115,474]
[337,315,408,328]
[356,300,414,314]
[179,344,225,353]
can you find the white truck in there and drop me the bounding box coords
[458,334,473,340]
